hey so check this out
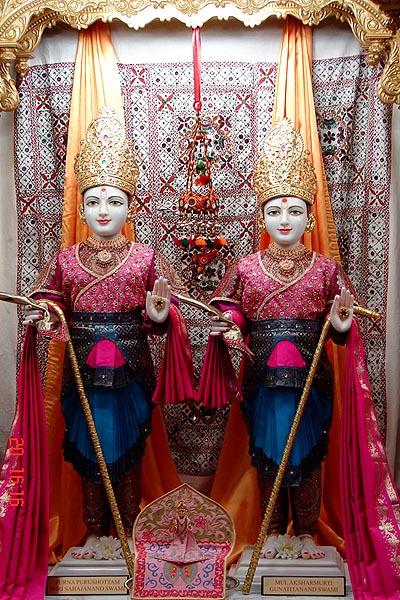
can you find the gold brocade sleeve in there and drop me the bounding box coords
[210,262,243,305]
[28,251,64,298]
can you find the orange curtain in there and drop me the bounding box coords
[45,23,178,562]
[271,18,340,261]
[61,22,128,247]
[212,17,346,560]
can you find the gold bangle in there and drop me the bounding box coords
[152,295,166,312]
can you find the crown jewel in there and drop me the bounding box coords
[74,107,139,196]
[253,118,317,206]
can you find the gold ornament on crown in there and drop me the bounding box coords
[253,118,317,207]
[74,106,139,196]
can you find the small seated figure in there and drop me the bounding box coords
[160,501,206,564]
[132,483,234,599]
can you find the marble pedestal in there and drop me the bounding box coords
[47,548,129,596]
[230,546,350,597]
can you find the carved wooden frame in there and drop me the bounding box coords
[0,0,398,111]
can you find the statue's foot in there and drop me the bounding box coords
[262,534,279,559]
[299,535,325,559]
[71,535,98,560]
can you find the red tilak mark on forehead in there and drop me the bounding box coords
[281,197,288,204]
[101,187,106,192]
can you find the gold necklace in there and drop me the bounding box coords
[85,234,129,266]
[265,243,308,276]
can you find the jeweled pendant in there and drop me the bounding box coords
[278,258,295,274]
[96,249,113,266]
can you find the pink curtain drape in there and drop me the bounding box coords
[341,321,400,599]
[0,327,49,599]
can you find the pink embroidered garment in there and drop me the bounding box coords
[30,240,194,406]
[200,248,341,410]
[0,328,49,600]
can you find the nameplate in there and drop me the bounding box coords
[261,575,346,596]
[46,575,129,595]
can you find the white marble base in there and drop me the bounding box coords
[229,546,352,598]
[47,548,130,597]
[45,546,353,599]
[48,547,129,578]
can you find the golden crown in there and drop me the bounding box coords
[253,118,317,206]
[74,107,139,196]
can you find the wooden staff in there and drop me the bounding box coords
[242,305,380,594]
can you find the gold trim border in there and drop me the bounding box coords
[0,0,399,111]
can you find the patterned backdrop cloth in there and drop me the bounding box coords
[14,56,391,477]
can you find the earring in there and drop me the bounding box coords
[78,203,87,224]
[305,212,316,233]
[257,210,265,231]
[126,202,137,223]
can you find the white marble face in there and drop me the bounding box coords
[263,196,308,248]
[83,185,129,239]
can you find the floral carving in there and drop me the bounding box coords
[366,39,389,66]
[0,0,397,111]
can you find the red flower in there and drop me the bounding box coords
[214,237,227,247]
[195,237,207,247]
[195,174,210,186]
[194,515,208,529]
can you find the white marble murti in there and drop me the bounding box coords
[229,545,353,599]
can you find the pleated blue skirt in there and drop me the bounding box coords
[62,379,152,483]
[244,383,332,485]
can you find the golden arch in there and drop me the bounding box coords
[0,0,398,111]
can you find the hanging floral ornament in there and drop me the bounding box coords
[175,28,227,283]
